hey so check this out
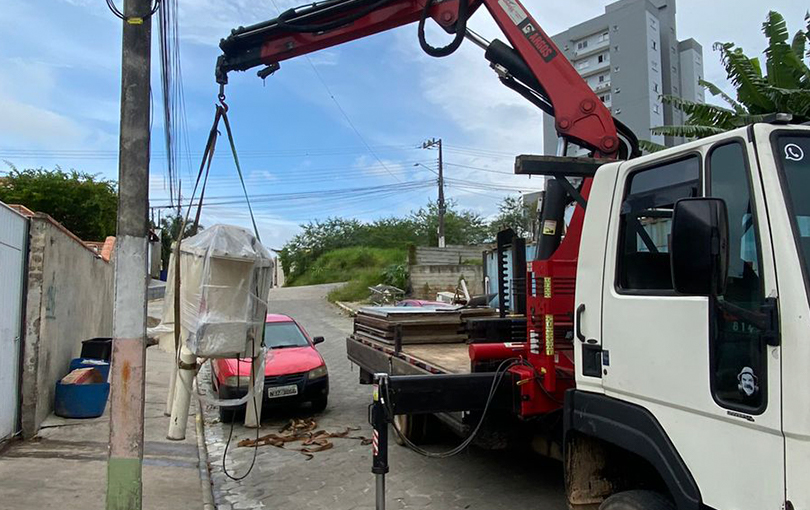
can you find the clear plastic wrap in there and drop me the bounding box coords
[151,224,273,358]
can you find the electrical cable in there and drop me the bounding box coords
[384,358,520,458]
[105,0,160,22]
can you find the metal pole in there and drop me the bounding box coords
[437,139,446,249]
[371,374,389,510]
[106,0,151,507]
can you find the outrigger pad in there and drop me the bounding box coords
[514,155,612,177]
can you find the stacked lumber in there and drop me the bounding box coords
[352,306,496,345]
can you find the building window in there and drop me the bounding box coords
[599,75,606,83]
[614,87,621,94]
[614,45,620,52]
[672,66,678,74]
[673,86,679,93]
[614,66,621,73]
[577,60,590,70]
[613,25,619,32]
[599,31,609,42]
[651,61,658,72]
[600,93,611,102]
[652,40,657,50]
[598,53,609,63]
[671,46,677,54]
[615,108,622,114]
[577,40,588,50]
[653,104,660,114]
[653,82,659,93]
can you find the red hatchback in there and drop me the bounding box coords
[211,314,329,422]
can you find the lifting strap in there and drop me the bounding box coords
[172,89,263,359]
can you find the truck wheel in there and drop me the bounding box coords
[393,414,427,446]
[599,490,675,510]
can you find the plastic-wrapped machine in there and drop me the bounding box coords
[154,224,273,358]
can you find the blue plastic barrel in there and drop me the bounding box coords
[69,358,111,382]
[54,381,110,419]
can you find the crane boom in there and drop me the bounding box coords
[216,0,622,156]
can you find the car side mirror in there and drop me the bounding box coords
[313,336,325,345]
[670,198,729,296]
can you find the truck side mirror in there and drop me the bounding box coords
[670,198,729,296]
[313,336,325,345]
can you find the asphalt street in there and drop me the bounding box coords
[202,283,567,510]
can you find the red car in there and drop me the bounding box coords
[211,314,329,422]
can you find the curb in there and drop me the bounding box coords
[195,401,217,510]
[334,301,358,317]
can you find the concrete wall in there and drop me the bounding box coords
[410,245,488,266]
[20,214,114,437]
[410,265,484,300]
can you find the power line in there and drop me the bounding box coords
[303,56,403,183]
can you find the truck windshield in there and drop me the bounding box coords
[775,133,810,288]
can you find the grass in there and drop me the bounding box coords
[286,246,407,302]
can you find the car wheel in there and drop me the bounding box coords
[311,396,328,413]
[599,490,675,510]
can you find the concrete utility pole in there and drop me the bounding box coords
[106,0,151,508]
[422,138,446,248]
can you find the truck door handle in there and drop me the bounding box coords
[576,304,586,342]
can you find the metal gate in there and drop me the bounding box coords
[0,204,27,442]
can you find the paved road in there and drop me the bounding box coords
[203,284,567,510]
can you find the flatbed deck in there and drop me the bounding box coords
[346,335,470,376]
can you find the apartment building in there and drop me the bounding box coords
[542,0,705,153]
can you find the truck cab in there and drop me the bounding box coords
[570,123,810,510]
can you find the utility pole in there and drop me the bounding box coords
[422,138,445,248]
[106,0,151,508]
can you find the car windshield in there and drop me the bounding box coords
[264,322,309,349]
[775,133,810,291]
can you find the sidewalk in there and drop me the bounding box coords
[0,346,208,510]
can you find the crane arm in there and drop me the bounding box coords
[216,0,623,156]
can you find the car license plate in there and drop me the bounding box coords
[267,384,298,398]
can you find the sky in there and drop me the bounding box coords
[0,0,806,248]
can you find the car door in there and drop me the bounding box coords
[600,138,784,510]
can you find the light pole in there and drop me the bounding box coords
[421,138,445,248]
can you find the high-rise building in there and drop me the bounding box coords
[542,0,705,154]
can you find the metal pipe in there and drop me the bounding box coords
[375,474,386,510]
[464,28,490,51]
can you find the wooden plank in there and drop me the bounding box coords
[402,344,471,374]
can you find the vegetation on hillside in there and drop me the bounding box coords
[0,166,118,240]
[641,11,810,151]
[279,199,490,284]
[281,196,533,301]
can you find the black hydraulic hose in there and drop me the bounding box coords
[418,0,468,57]
[275,0,397,33]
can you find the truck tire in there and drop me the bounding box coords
[599,490,675,510]
[393,414,427,446]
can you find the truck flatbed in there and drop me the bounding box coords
[346,335,470,377]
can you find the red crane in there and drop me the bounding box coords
[215,0,639,416]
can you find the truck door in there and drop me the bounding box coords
[600,139,784,510]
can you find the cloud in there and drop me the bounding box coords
[0,98,88,146]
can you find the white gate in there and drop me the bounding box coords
[0,204,27,442]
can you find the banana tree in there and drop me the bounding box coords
[641,11,810,152]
